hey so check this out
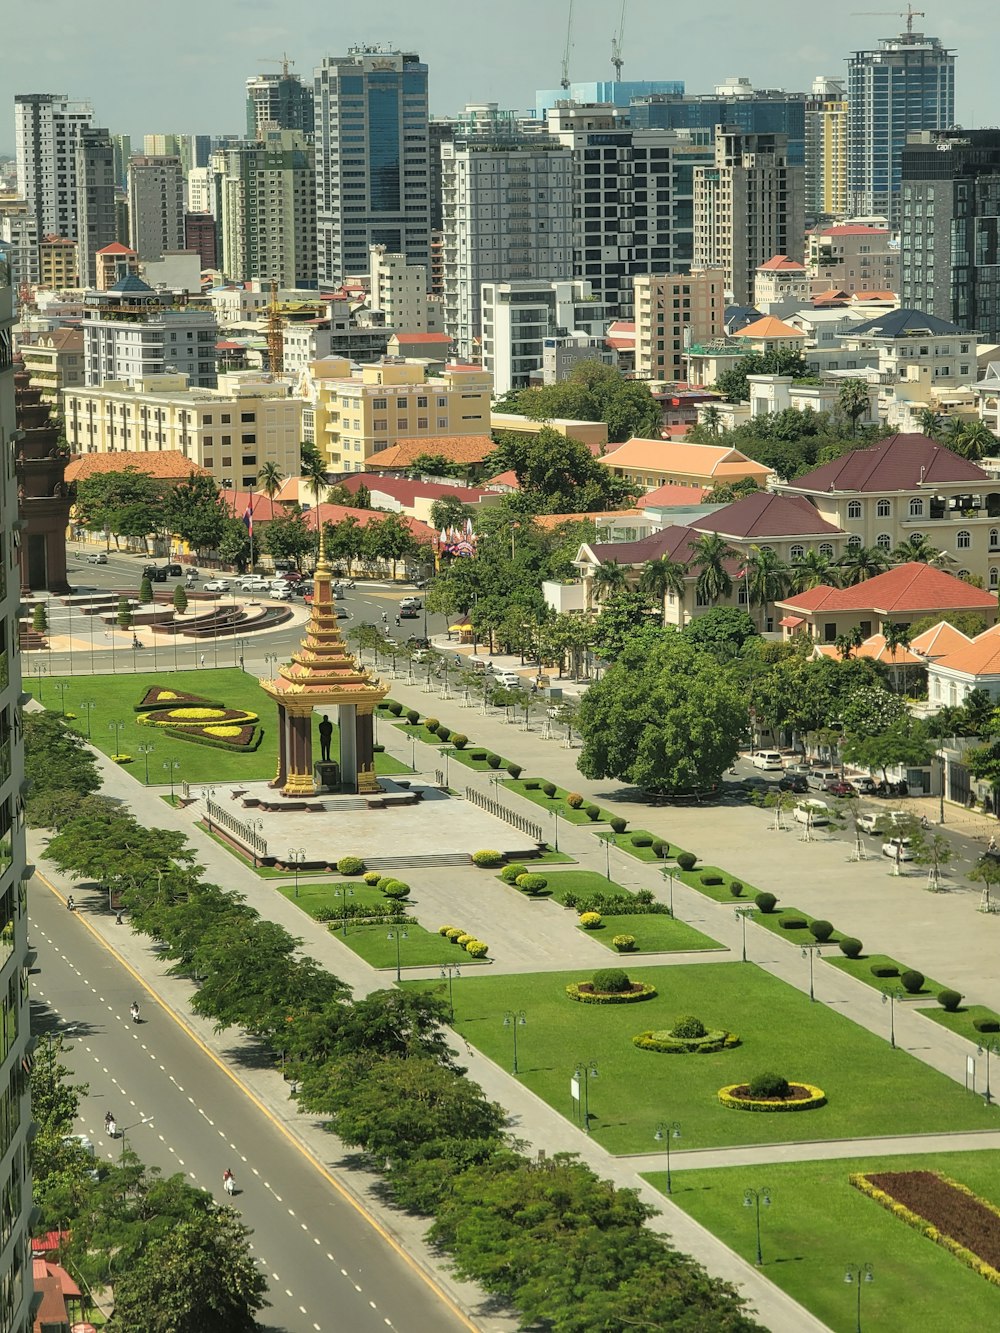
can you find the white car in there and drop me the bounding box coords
[239,575,272,592]
[751,751,783,771]
[856,812,883,835]
[882,837,914,862]
[493,670,524,688]
[399,596,422,610]
[267,584,293,601]
[203,579,230,592]
[86,551,108,565]
[794,799,831,826]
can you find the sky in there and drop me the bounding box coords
[1,0,998,151]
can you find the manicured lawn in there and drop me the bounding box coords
[395,721,449,747]
[338,922,489,970]
[580,914,721,954]
[42,669,409,782]
[826,953,945,999]
[653,1152,1000,1333]
[677,865,764,906]
[918,1004,1000,1044]
[531,869,628,904]
[418,964,995,1153]
[604,830,680,861]
[530,847,575,864]
[273,879,388,920]
[449,747,513,772]
[502,778,613,825]
[753,906,846,946]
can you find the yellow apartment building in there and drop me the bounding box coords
[19,327,85,405]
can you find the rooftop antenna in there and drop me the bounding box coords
[611,0,628,80]
[560,0,575,91]
[850,7,926,35]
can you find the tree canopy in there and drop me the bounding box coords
[485,427,639,514]
[494,362,661,442]
[24,712,100,826]
[73,468,166,548]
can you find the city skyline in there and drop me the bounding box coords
[2,0,998,151]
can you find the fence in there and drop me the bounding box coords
[205,796,268,860]
[465,785,543,842]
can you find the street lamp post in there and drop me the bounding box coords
[653,1120,682,1195]
[246,816,263,866]
[438,747,450,788]
[288,847,306,898]
[801,944,822,1002]
[573,1059,599,1133]
[264,652,278,678]
[734,905,755,963]
[844,1263,874,1332]
[387,926,408,981]
[31,661,47,701]
[54,681,69,715]
[881,985,904,1050]
[203,786,217,832]
[119,1114,155,1160]
[410,736,416,772]
[440,965,461,1023]
[333,883,354,933]
[163,759,181,805]
[601,832,611,879]
[108,719,126,755]
[743,1186,772,1266]
[81,699,97,739]
[503,1009,526,1074]
[552,808,560,852]
[977,1038,1000,1103]
[136,743,155,786]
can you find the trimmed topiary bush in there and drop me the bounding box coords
[973,1016,1000,1033]
[610,817,628,835]
[336,856,365,876]
[780,916,808,930]
[470,750,487,762]
[446,927,464,941]
[500,863,527,885]
[387,701,403,716]
[465,939,488,958]
[579,911,602,929]
[472,849,503,868]
[900,969,925,994]
[424,718,440,734]
[437,724,451,742]
[438,924,456,936]
[839,936,863,959]
[870,963,899,978]
[729,880,744,897]
[566,792,584,809]
[672,1015,707,1040]
[506,762,522,779]
[452,733,468,749]
[631,833,653,848]
[486,753,502,770]
[700,873,723,886]
[810,919,834,943]
[381,880,411,900]
[455,933,474,948]
[937,988,963,1012]
[406,709,419,725]
[585,803,601,821]
[516,873,548,895]
[749,1072,790,1099]
[755,891,778,914]
[676,851,697,871]
[363,871,382,886]
[541,781,557,798]
[612,934,637,952]
[651,839,668,858]
[592,968,631,993]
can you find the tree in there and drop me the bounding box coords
[365,512,420,579]
[164,473,226,553]
[790,547,840,592]
[713,349,809,403]
[262,511,313,571]
[744,545,789,628]
[485,427,640,513]
[117,596,132,631]
[590,590,660,661]
[408,453,466,480]
[256,460,284,500]
[32,603,48,634]
[577,634,745,792]
[172,583,188,615]
[499,362,661,442]
[882,620,913,691]
[838,378,870,435]
[892,533,943,565]
[24,713,99,823]
[138,575,154,605]
[690,531,737,604]
[682,606,757,659]
[430,495,473,531]
[300,442,329,556]
[218,516,252,572]
[638,556,688,624]
[838,544,891,585]
[834,626,864,660]
[591,559,627,604]
[909,826,953,892]
[701,404,723,436]
[916,407,944,438]
[948,420,996,461]
[324,515,364,574]
[74,468,166,550]
[842,716,931,780]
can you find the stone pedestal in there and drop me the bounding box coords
[314,760,340,791]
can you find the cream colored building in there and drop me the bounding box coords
[634,269,725,381]
[489,411,608,451]
[304,356,492,472]
[62,370,303,489]
[39,234,78,288]
[804,80,848,217]
[600,438,773,493]
[368,244,433,332]
[19,326,85,404]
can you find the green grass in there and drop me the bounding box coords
[415,963,996,1153]
[502,778,613,824]
[448,747,512,772]
[395,721,449,747]
[579,914,721,954]
[534,869,628,904]
[530,847,575,864]
[826,953,945,999]
[917,1003,1000,1043]
[653,1152,1000,1333]
[677,865,764,906]
[604,830,680,861]
[752,906,845,946]
[337,922,489,970]
[273,879,388,919]
[42,669,409,782]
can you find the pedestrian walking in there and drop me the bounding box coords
[199,653,205,667]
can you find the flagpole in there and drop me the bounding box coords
[249,488,255,574]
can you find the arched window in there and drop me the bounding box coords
[876,498,891,517]
[990,528,999,550]
[909,532,924,546]
[958,569,971,580]
[909,498,924,517]
[847,500,862,519]
[876,533,892,549]
[990,567,999,589]
[818,543,834,557]
[957,530,971,549]
[848,534,862,548]
[789,544,805,561]
[757,544,774,553]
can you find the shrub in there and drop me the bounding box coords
[566,792,584,809]
[810,919,834,943]
[749,1072,790,1099]
[452,733,468,749]
[516,873,548,895]
[631,833,653,848]
[839,936,863,959]
[172,584,188,614]
[424,718,440,734]
[900,969,925,994]
[612,934,636,952]
[729,881,744,897]
[567,981,657,1005]
[139,576,153,605]
[438,925,455,937]
[363,871,382,886]
[579,911,602,930]
[672,1015,707,1040]
[387,701,403,716]
[470,751,487,762]
[755,892,778,914]
[937,988,963,1012]
[541,782,557,798]
[436,724,451,742]
[500,863,527,884]
[405,709,419,725]
[700,874,723,886]
[523,779,539,790]
[676,852,697,871]
[471,849,503,868]
[636,1029,741,1055]
[456,933,474,948]
[592,968,632,994]
[610,817,628,835]
[651,839,668,858]
[445,927,464,941]
[973,1016,1000,1033]
[336,856,365,876]
[487,753,502,770]
[779,917,808,930]
[373,743,385,753]
[465,939,488,958]
[381,880,410,900]
[506,762,522,779]
[585,803,601,821]
[870,963,899,978]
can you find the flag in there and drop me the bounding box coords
[242,494,255,537]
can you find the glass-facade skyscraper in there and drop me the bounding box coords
[314,48,430,286]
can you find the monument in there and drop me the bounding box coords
[14,355,70,593]
[260,531,387,796]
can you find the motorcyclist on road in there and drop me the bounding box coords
[223,1168,235,1195]
[130,1001,140,1024]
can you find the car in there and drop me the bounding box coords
[778,774,809,794]
[162,563,182,577]
[412,648,431,662]
[279,569,303,584]
[808,768,842,791]
[824,779,858,798]
[204,579,230,592]
[86,551,108,564]
[751,751,784,771]
[794,798,831,826]
[468,658,493,674]
[399,596,422,610]
[142,564,167,582]
[857,812,883,835]
[239,575,272,592]
[399,606,419,618]
[493,670,525,688]
[783,762,813,778]
[183,564,199,575]
[882,837,914,862]
[407,636,430,650]
[268,585,293,601]
[334,606,349,618]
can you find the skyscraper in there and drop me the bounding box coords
[76,127,118,287]
[127,155,185,262]
[848,24,955,224]
[804,77,848,219]
[314,47,430,286]
[631,80,807,165]
[14,92,94,240]
[246,70,314,139]
[215,130,317,289]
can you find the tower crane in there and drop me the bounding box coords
[560,0,575,92]
[850,6,926,35]
[611,0,628,80]
[258,52,296,76]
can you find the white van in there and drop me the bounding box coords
[807,769,841,791]
[794,799,831,826]
[751,751,783,771]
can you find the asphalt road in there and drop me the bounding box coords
[29,880,472,1333]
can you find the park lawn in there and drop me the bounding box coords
[448,747,513,773]
[916,1003,1000,1043]
[535,870,629,904]
[273,879,387,920]
[337,921,489,970]
[395,721,447,747]
[826,953,946,999]
[676,865,764,906]
[502,778,614,825]
[580,914,721,954]
[605,830,680,861]
[651,1152,1000,1333]
[530,847,575,864]
[421,963,994,1153]
[752,907,846,947]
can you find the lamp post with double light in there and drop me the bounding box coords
[844,1262,874,1332]
[503,1009,526,1074]
[734,905,755,963]
[654,1120,681,1195]
[978,1037,1000,1103]
[288,847,306,898]
[573,1058,599,1133]
[801,943,822,1002]
[881,984,904,1050]
[440,965,461,1022]
[743,1186,772,1266]
[387,926,408,981]
[136,743,155,786]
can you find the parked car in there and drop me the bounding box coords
[807,768,842,791]
[239,575,272,592]
[882,837,914,862]
[162,563,182,577]
[494,670,526,689]
[204,579,230,592]
[857,777,879,796]
[279,569,303,584]
[856,812,884,835]
[334,606,349,619]
[399,596,422,610]
[268,584,293,601]
[407,636,430,650]
[783,762,813,778]
[778,774,809,794]
[794,799,831,826]
[86,552,107,564]
[751,751,784,771]
[824,779,857,798]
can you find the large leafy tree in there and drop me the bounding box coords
[217,516,252,571]
[590,589,661,661]
[24,712,100,826]
[497,362,661,442]
[577,634,745,791]
[261,511,313,570]
[713,349,808,403]
[485,427,639,513]
[842,715,931,780]
[74,468,166,550]
[682,606,757,659]
[164,472,227,553]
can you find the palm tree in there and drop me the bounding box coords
[838,544,891,586]
[892,534,942,565]
[834,625,864,660]
[300,443,329,563]
[744,545,789,629]
[950,420,996,461]
[701,404,723,437]
[591,560,627,606]
[882,620,913,693]
[837,378,870,436]
[916,407,944,438]
[257,461,285,501]
[638,556,688,625]
[690,531,737,605]
[790,547,840,592]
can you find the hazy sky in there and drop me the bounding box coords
[2,0,998,150]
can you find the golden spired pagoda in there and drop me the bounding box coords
[260,532,387,796]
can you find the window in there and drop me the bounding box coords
[876,532,892,550]
[372,398,387,410]
[240,433,255,444]
[957,529,971,549]
[910,532,924,546]
[958,569,971,579]
[818,543,834,558]
[221,414,231,424]
[847,500,862,519]
[695,589,711,608]
[240,412,255,423]
[848,534,862,548]
[909,498,924,517]
[876,498,891,517]
[991,567,999,589]
[991,528,999,550]
[438,417,448,428]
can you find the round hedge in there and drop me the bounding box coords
[424,717,440,733]
[405,709,419,725]
[610,817,628,835]
[516,873,548,895]
[486,754,502,770]
[937,988,963,1012]
[387,701,403,716]
[651,839,669,858]
[719,1081,826,1112]
[452,733,468,749]
[471,849,503,868]
[566,792,584,809]
[839,936,863,959]
[634,1028,741,1054]
[541,782,557,798]
[593,967,631,992]
[755,892,777,914]
[673,1015,707,1039]
[363,871,382,886]
[507,762,522,779]
[631,833,653,848]
[578,911,602,930]
[566,980,657,1005]
[900,969,925,994]
[810,919,834,943]
[437,725,451,742]
[612,934,636,953]
[465,939,488,958]
[500,863,527,885]
[676,852,697,871]
[729,881,744,897]
[585,804,601,821]
[336,856,365,876]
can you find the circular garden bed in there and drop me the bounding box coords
[719,1081,826,1112]
[566,981,657,1005]
[634,1028,740,1054]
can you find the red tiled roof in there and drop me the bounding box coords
[812,224,892,237]
[757,254,807,272]
[692,492,842,539]
[733,315,806,340]
[389,332,452,343]
[777,563,998,615]
[484,469,520,489]
[96,241,137,255]
[789,433,989,494]
[636,482,708,508]
[300,502,434,544]
[66,452,210,483]
[364,434,494,469]
[220,492,286,522]
[340,473,491,505]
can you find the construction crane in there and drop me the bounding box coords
[266,279,284,374]
[560,0,575,92]
[258,52,296,76]
[850,6,926,34]
[611,0,628,80]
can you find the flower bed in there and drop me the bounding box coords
[852,1170,1000,1285]
[718,1081,826,1112]
[633,1028,740,1054]
[565,980,657,1005]
[135,685,260,750]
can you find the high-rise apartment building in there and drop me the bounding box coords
[633,269,726,381]
[314,47,431,285]
[127,155,185,262]
[0,255,37,1333]
[631,81,807,164]
[111,134,131,188]
[693,127,804,306]
[535,79,684,119]
[15,92,94,240]
[847,24,955,224]
[215,130,316,288]
[82,273,218,387]
[804,77,848,218]
[184,212,217,271]
[441,108,573,362]
[546,102,715,318]
[76,127,118,287]
[480,278,614,394]
[369,244,432,330]
[901,129,1000,340]
[246,70,314,139]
